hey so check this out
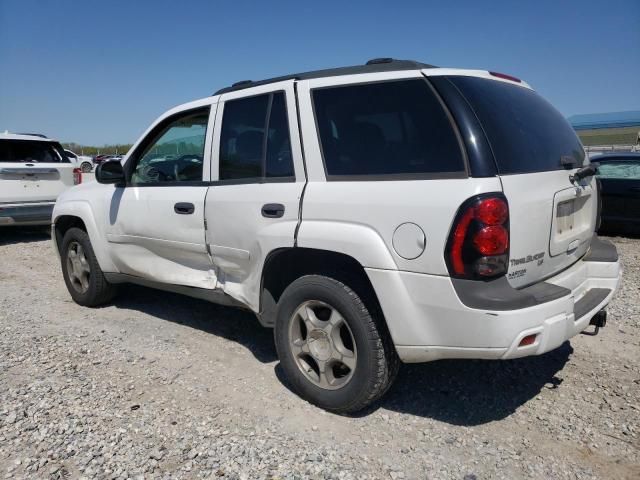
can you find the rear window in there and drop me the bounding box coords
[0,140,69,163]
[597,161,640,179]
[449,76,585,174]
[312,79,466,178]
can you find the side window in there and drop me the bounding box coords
[130,108,209,184]
[596,161,640,179]
[65,150,77,159]
[266,93,294,177]
[219,92,294,180]
[312,79,465,177]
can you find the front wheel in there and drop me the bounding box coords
[274,275,398,413]
[81,162,93,173]
[60,227,116,306]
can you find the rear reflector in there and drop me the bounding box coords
[73,168,82,185]
[519,334,537,347]
[489,71,521,83]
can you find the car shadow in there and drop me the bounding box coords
[107,282,572,425]
[275,341,572,425]
[361,342,572,425]
[109,284,277,364]
[0,226,51,246]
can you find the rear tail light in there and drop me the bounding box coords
[445,194,510,279]
[73,168,82,185]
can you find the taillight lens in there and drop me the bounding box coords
[445,194,510,279]
[473,225,508,255]
[73,168,82,185]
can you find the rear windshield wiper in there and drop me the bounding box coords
[570,163,599,183]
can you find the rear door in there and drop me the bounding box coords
[204,81,306,309]
[446,76,597,288]
[0,139,76,204]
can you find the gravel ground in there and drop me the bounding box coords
[0,229,638,480]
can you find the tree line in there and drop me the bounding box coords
[61,142,133,156]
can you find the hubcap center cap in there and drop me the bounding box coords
[307,329,332,361]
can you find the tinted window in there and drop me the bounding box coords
[131,108,209,184]
[65,150,77,159]
[597,161,640,179]
[450,76,585,174]
[266,93,294,177]
[312,79,465,177]
[219,92,294,180]
[0,140,68,163]
[220,95,268,179]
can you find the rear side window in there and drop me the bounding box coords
[0,140,68,163]
[312,79,465,178]
[597,161,640,179]
[449,76,585,174]
[219,92,294,180]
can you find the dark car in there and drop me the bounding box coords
[593,152,640,234]
[93,154,110,165]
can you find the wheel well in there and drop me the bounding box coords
[259,248,384,328]
[54,216,87,252]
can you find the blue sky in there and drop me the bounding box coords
[1,0,638,145]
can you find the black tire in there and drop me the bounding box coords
[60,227,116,307]
[274,275,399,413]
[81,162,92,173]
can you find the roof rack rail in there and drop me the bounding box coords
[213,59,437,96]
[16,132,48,138]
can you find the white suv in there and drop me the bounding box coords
[52,59,621,412]
[1,133,81,226]
[64,149,94,173]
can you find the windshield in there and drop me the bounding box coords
[449,76,585,174]
[0,140,69,163]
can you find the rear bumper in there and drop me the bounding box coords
[366,236,621,363]
[0,202,54,226]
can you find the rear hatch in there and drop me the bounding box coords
[0,139,77,204]
[449,76,597,288]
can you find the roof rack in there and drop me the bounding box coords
[16,132,48,138]
[213,58,436,95]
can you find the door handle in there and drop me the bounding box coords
[261,203,285,218]
[174,202,195,215]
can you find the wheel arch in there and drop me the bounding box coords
[52,203,117,273]
[259,247,387,331]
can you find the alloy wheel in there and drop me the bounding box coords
[288,300,357,390]
[66,241,91,293]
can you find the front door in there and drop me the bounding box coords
[105,103,217,288]
[204,81,306,309]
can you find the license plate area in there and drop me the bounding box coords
[549,186,595,257]
[556,200,575,234]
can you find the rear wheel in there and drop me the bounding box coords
[60,227,116,306]
[81,162,92,173]
[274,275,398,413]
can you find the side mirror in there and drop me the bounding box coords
[96,160,125,186]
